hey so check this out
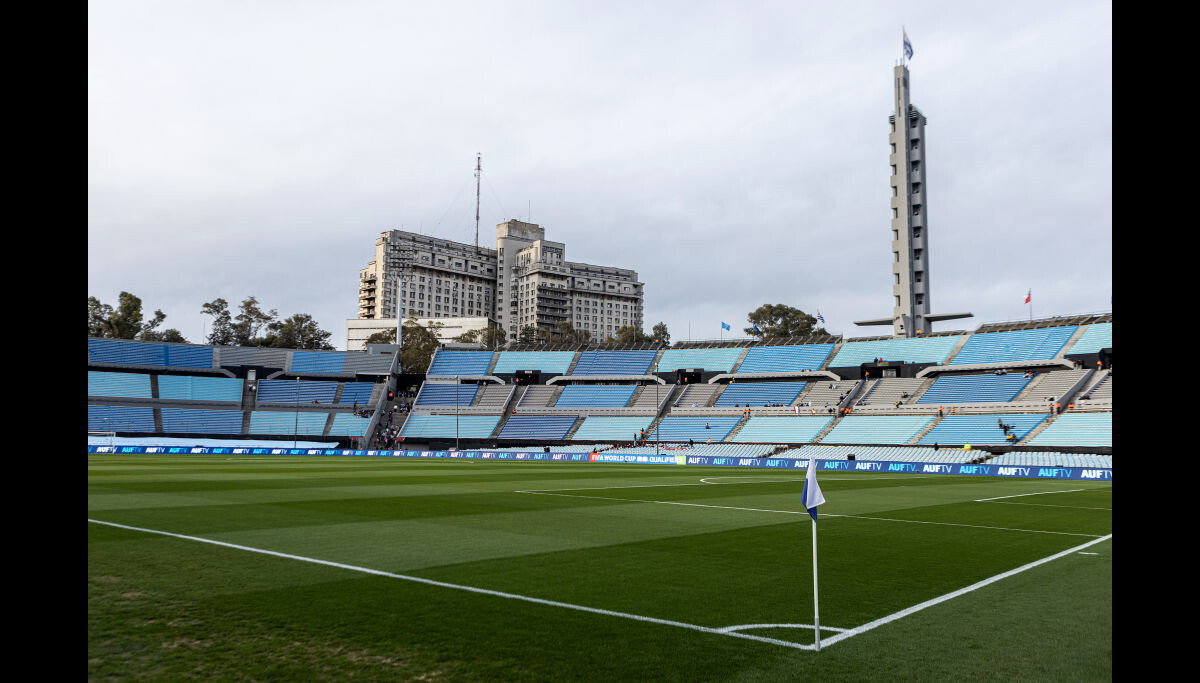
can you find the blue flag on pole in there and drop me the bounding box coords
[800,458,826,522]
[721,322,731,331]
[752,322,762,335]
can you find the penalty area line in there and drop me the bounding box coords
[87,518,822,651]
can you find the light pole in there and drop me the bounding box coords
[293,376,300,450]
[654,359,660,456]
[455,375,461,452]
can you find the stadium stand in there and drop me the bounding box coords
[948,326,1077,365]
[1063,322,1112,355]
[657,347,744,373]
[821,415,933,444]
[89,405,156,432]
[555,385,637,407]
[497,415,579,440]
[427,350,495,376]
[160,409,245,434]
[736,344,835,373]
[714,381,808,407]
[415,383,479,407]
[651,416,741,442]
[492,351,575,375]
[158,375,243,402]
[248,412,329,435]
[571,417,654,441]
[88,371,153,399]
[918,414,1048,446]
[88,338,214,368]
[570,349,658,376]
[916,374,1031,404]
[399,415,502,439]
[257,379,339,404]
[1027,412,1112,448]
[731,416,833,443]
[829,335,963,367]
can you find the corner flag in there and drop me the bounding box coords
[800,458,826,521]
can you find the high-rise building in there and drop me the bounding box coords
[352,220,643,347]
[857,63,971,337]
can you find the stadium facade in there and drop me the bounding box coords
[353,220,644,347]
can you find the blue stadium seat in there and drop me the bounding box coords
[714,381,807,407]
[736,344,835,373]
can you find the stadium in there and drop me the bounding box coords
[89,7,1110,681]
[88,309,1112,678]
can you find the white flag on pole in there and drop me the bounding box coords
[801,458,825,521]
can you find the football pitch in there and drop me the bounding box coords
[88,455,1112,680]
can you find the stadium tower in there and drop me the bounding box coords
[856,63,971,337]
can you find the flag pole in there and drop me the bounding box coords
[812,517,821,651]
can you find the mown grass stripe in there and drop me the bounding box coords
[87,517,826,651]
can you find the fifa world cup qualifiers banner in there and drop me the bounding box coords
[87,445,1112,480]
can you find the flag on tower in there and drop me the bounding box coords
[903,30,914,60]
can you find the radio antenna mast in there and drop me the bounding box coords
[474,153,482,249]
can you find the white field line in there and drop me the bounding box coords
[521,475,937,494]
[87,518,826,651]
[982,501,1111,511]
[819,534,1113,648]
[719,623,848,634]
[519,491,1105,538]
[974,488,1088,502]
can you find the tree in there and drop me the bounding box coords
[200,298,236,346]
[537,322,591,345]
[87,292,175,341]
[400,319,444,373]
[231,296,278,346]
[517,325,540,345]
[263,313,335,350]
[744,304,828,341]
[364,328,397,346]
[455,325,506,350]
[614,325,652,344]
[651,322,670,346]
[141,328,189,343]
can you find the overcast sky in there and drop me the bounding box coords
[89,1,1112,349]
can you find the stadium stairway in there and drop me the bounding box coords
[724,413,753,442]
[810,412,842,444]
[487,385,528,438]
[1017,412,1057,445]
[1055,325,1090,359]
[939,335,972,366]
[728,347,753,373]
[909,414,946,445]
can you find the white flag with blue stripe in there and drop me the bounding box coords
[800,458,825,522]
[903,30,913,60]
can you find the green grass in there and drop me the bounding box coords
[89,456,1112,680]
